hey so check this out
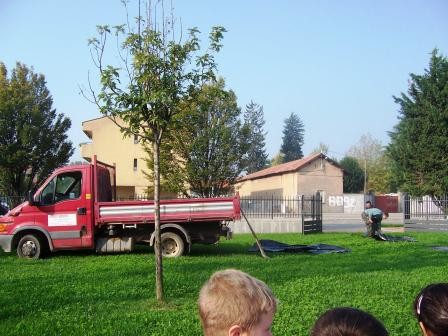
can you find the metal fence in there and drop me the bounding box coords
[403,194,448,232]
[0,195,26,211]
[240,193,323,234]
[117,194,152,201]
[301,193,323,234]
[240,195,304,218]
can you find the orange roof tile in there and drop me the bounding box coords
[238,152,342,182]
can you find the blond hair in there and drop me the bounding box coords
[198,269,277,336]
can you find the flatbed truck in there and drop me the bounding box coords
[0,157,240,258]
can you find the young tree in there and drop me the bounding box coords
[388,49,448,197]
[346,133,385,193]
[346,133,383,167]
[339,156,364,193]
[367,153,396,194]
[311,142,330,155]
[148,79,248,197]
[243,101,268,173]
[84,2,225,301]
[0,62,73,201]
[269,152,285,166]
[280,112,305,162]
[143,136,187,197]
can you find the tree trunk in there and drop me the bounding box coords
[153,139,164,302]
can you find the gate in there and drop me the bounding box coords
[375,195,399,213]
[239,192,323,234]
[301,192,323,234]
[403,194,448,232]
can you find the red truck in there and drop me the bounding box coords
[0,157,240,259]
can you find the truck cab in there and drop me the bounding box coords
[0,163,97,258]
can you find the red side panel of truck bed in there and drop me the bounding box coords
[96,195,241,225]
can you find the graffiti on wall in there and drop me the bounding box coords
[327,194,366,213]
[327,194,399,213]
[328,195,356,208]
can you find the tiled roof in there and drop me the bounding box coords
[238,152,341,182]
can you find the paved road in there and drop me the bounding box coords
[322,212,404,233]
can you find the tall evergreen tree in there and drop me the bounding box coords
[388,49,448,197]
[243,101,268,173]
[0,62,74,200]
[280,112,305,162]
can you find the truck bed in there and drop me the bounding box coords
[96,196,241,225]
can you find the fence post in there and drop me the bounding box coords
[311,194,315,220]
[316,191,322,232]
[403,193,410,221]
[300,195,304,234]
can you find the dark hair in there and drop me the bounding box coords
[414,283,448,336]
[365,201,372,205]
[311,307,388,336]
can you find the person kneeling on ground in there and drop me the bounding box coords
[311,307,389,336]
[414,283,448,336]
[361,201,373,236]
[362,207,389,238]
[198,268,277,336]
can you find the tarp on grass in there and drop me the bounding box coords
[248,240,350,254]
[372,232,417,242]
[432,246,448,252]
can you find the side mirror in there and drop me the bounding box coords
[28,190,38,206]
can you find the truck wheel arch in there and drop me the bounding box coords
[150,224,191,252]
[12,226,54,252]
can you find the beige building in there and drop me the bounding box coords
[234,152,343,202]
[80,116,150,198]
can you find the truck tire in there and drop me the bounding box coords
[161,232,185,258]
[16,234,45,259]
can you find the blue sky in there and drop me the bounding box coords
[1,0,447,161]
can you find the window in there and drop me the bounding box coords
[133,158,138,171]
[41,178,56,206]
[40,171,82,205]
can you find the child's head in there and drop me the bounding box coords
[414,283,448,336]
[311,307,388,336]
[382,212,389,219]
[198,269,277,336]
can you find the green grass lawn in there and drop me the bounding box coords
[1,232,448,336]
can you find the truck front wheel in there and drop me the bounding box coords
[161,232,185,258]
[16,234,45,259]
